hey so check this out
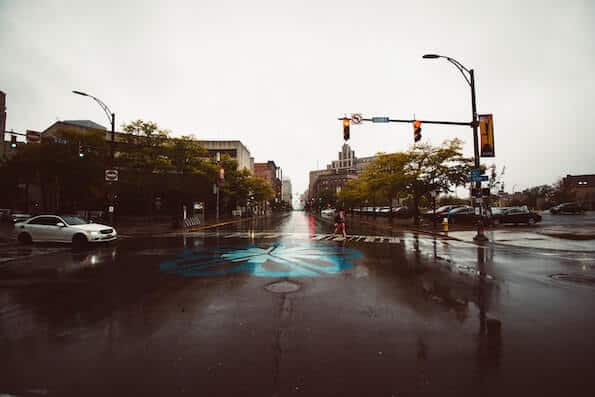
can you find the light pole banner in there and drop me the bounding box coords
[479,114,495,157]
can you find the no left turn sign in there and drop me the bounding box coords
[352,113,362,124]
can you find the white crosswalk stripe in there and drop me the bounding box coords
[167,231,404,245]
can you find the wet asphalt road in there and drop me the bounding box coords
[1,212,595,396]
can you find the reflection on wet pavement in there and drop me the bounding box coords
[0,212,594,395]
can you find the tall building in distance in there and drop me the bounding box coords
[281,178,292,207]
[308,143,378,201]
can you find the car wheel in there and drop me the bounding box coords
[72,234,88,249]
[528,218,536,225]
[18,232,32,245]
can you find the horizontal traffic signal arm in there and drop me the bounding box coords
[337,117,472,126]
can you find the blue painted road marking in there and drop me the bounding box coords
[160,241,363,278]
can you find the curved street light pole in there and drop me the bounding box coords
[422,54,487,241]
[72,90,116,225]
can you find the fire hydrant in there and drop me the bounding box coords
[442,217,449,233]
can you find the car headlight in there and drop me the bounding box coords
[90,231,99,236]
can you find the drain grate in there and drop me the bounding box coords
[265,280,301,293]
[549,273,595,287]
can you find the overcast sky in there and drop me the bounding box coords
[1,0,594,197]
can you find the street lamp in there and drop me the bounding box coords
[72,90,116,224]
[422,54,487,242]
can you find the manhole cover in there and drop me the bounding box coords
[550,273,595,286]
[265,280,301,294]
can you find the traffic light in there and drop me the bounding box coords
[343,118,350,141]
[218,167,225,186]
[413,120,422,142]
[10,135,17,149]
[78,143,85,158]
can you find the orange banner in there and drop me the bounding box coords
[479,114,494,157]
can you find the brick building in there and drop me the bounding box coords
[254,161,283,204]
[563,174,595,210]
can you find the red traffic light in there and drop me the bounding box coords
[343,118,350,141]
[413,120,422,142]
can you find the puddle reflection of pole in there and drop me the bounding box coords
[476,243,502,371]
[477,244,486,335]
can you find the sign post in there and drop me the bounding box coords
[105,169,119,182]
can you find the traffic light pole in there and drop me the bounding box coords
[469,69,487,241]
[339,109,488,241]
[109,112,115,226]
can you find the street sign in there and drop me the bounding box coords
[194,202,203,210]
[105,169,118,182]
[351,113,362,124]
[108,205,114,213]
[470,168,481,178]
[371,117,390,123]
[471,175,489,182]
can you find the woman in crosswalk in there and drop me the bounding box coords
[334,209,347,238]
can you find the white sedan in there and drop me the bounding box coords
[14,215,117,246]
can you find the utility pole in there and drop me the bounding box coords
[216,152,220,222]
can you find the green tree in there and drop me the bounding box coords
[0,128,108,212]
[355,139,474,224]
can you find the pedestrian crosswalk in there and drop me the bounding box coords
[161,231,405,245]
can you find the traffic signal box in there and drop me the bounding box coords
[343,118,350,141]
[413,120,422,142]
[10,135,17,149]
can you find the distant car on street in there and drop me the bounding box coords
[321,208,336,217]
[391,206,410,218]
[0,209,12,223]
[549,202,584,215]
[491,207,542,225]
[378,206,391,216]
[447,206,479,225]
[11,213,32,224]
[14,215,117,246]
[423,205,467,222]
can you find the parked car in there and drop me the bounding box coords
[0,209,12,223]
[423,205,466,222]
[378,206,391,216]
[549,202,584,215]
[391,206,410,218]
[11,213,32,223]
[321,208,336,217]
[447,207,478,224]
[491,207,542,225]
[14,215,117,246]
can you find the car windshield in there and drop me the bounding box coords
[60,216,89,225]
[491,207,505,215]
[436,206,454,212]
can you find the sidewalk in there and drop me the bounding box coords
[116,215,265,236]
[343,214,595,252]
